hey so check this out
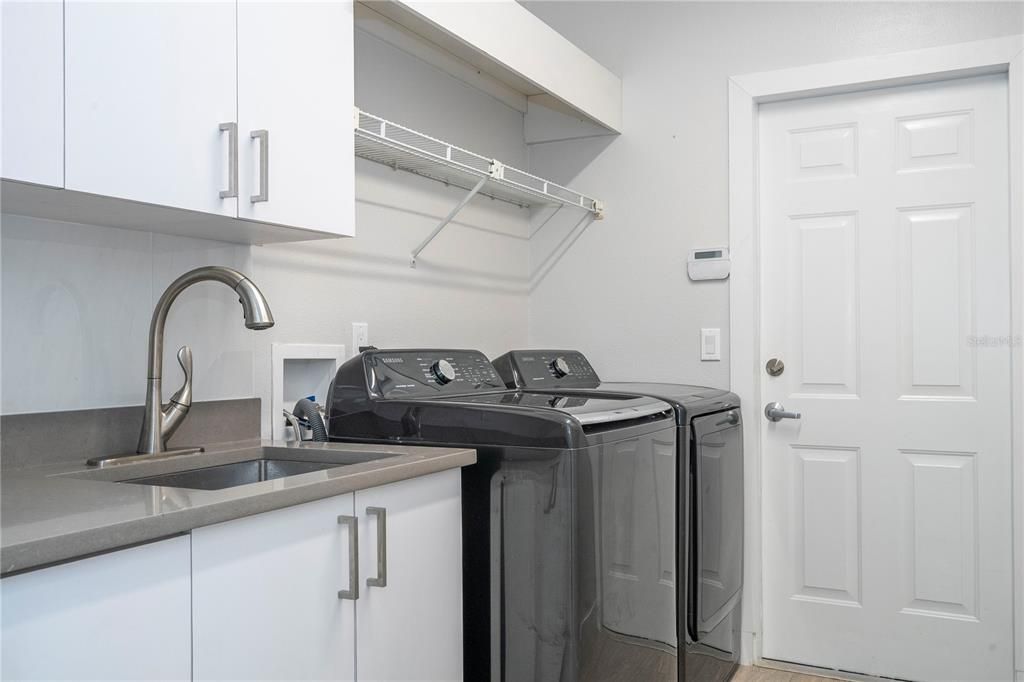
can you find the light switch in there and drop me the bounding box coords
[352,322,368,355]
[701,328,721,361]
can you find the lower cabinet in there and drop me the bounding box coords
[356,469,464,681]
[0,470,463,681]
[192,468,463,681]
[1,535,192,681]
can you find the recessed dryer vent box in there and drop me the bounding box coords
[687,247,730,281]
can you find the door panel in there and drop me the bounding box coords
[1,536,191,680]
[2,0,63,186]
[191,494,356,681]
[65,1,236,215]
[759,74,1012,681]
[237,0,354,235]
[355,470,463,682]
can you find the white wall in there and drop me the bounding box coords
[0,214,254,414]
[522,1,1024,387]
[248,28,530,437]
[0,28,532,426]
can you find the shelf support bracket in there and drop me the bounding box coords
[410,174,489,268]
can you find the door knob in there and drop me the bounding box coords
[764,401,801,422]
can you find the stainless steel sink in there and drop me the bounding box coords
[119,458,346,491]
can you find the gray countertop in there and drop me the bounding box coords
[1,440,476,576]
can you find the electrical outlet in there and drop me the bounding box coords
[700,328,721,361]
[352,322,369,355]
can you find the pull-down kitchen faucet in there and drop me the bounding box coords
[88,266,274,466]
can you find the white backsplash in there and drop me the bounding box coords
[0,214,254,414]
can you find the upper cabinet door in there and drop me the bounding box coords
[64,1,237,216]
[2,0,63,187]
[237,1,354,236]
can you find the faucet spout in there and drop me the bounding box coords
[136,266,274,455]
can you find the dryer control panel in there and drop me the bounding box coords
[492,350,602,389]
[359,349,506,399]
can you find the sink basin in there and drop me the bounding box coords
[120,458,346,491]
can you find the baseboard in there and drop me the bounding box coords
[758,658,883,682]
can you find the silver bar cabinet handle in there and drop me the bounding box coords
[337,514,359,600]
[366,507,387,588]
[218,122,237,198]
[250,129,268,203]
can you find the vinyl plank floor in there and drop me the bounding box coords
[732,665,844,682]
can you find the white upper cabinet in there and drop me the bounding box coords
[1,536,192,681]
[1,0,63,187]
[64,1,238,216]
[237,1,355,236]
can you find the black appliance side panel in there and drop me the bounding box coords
[685,408,743,681]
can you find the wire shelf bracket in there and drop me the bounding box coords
[353,107,604,268]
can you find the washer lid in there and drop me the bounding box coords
[436,391,672,426]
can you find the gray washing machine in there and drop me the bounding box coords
[493,350,743,682]
[325,348,681,682]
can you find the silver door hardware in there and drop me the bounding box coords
[219,122,238,198]
[764,401,801,422]
[250,129,269,203]
[366,507,388,588]
[766,358,785,376]
[337,515,359,600]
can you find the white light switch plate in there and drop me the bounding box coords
[352,322,368,355]
[701,328,721,361]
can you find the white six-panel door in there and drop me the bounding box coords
[759,74,1012,680]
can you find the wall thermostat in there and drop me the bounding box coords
[688,247,730,281]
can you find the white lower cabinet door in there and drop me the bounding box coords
[191,493,357,681]
[1,536,191,681]
[356,469,464,682]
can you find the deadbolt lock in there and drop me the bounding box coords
[766,358,785,377]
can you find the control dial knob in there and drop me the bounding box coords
[550,357,571,378]
[431,359,456,385]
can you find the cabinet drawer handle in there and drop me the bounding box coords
[250,129,269,203]
[219,122,238,199]
[337,514,359,600]
[366,507,387,588]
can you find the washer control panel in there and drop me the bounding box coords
[493,350,601,389]
[364,349,505,398]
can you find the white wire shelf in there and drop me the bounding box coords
[355,108,603,215]
[354,108,603,267]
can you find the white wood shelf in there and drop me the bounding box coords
[357,0,622,140]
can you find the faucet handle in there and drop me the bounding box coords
[168,345,193,408]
